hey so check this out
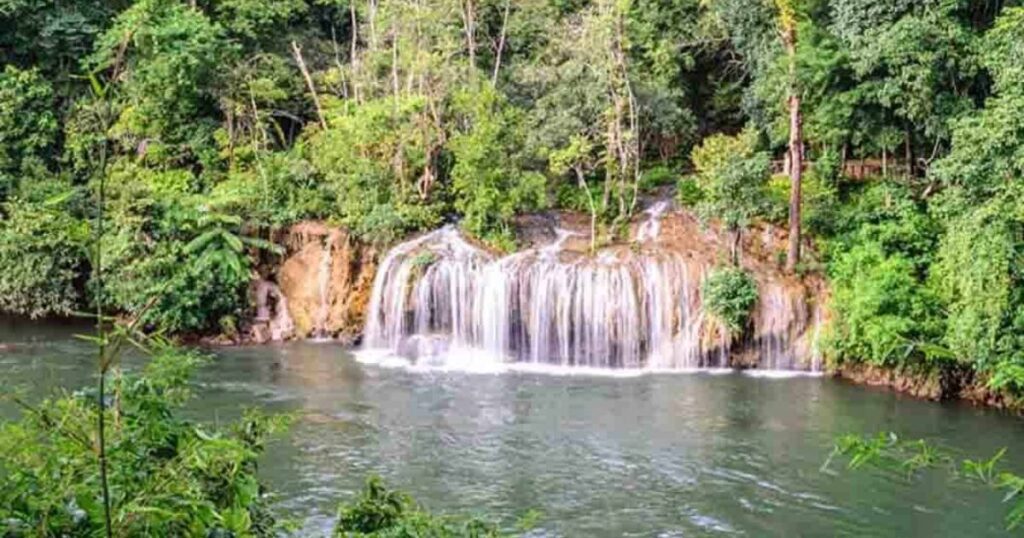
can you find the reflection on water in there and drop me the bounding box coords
[3,319,1024,537]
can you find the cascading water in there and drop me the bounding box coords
[635,200,670,243]
[312,239,333,339]
[362,206,823,372]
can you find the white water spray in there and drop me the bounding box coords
[635,200,670,243]
[362,219,822,372]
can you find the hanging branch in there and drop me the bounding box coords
[291,41,328,130]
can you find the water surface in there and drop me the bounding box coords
[3,319,1023,536]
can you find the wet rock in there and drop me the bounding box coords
[273,223,377,341]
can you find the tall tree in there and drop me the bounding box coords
[775,0,802,271]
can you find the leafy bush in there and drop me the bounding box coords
[930,185,1024,395]
[702,267,759,334]
[675,177,703,207]
[98,188,274,333]
[638,165,678,191]
[0,346,289,537]
[449,86,547,250]
[0,65,57,199]
[827,241,940,365]
[687,128,771,232]
[0,181,89,318]
[336,477,507,537]
[308,97,448,244]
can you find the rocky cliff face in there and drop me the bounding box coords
[360,204,827,371]
[248,207,826,372]
[248,222,377,344]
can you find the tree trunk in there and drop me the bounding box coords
[291,41,328,131]
[368,0,378,52]
[349,2,362,103]
[492,0,510,85]
[576,167,598,254]
[391,29,400,112]
[782,23,802,272]
[731,228,741,266]
[904,126,915,178]
[462,0,476,71]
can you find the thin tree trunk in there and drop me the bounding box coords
[492,0,510,85]
[291,42,328,130]
[783,29,802,272]
[350,2,362,103]
[391,30,400,112]
[330,26,349,99]
[904,126,914,178]
[731,228,741,266]
[93,98,114,538]
[462,0,476,70]
[368,0,378,52]
[576,167,598,254]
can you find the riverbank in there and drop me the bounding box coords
[834,362,1023,413]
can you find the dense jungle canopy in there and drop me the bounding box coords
[2,0,1024,400]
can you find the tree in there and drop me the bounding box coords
[550,135,601,252]
[773,0,803,271]
[687,129,770,264]
[449,85,547,250]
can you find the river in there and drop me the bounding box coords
[3,318,1023,536]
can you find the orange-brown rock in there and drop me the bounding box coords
[274,222,377,343]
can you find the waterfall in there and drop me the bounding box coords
[362,217,822,371]
[635,200,670,243]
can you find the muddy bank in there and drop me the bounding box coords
[834,362,1022,413]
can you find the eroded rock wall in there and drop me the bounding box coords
[249,222,377,344]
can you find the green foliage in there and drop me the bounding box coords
[0,346,290,537]
[823,180,943,365]
[687,128,770,231]
[449,85,547,250]
[827,432,1024,531]
[88,0,231,167]
[0,181,89,318]
[827,241,938,366]
[0,65,57,198]
[930,185,1024,395]
[308,97,447,244]
[701,266,758,334]
[96,175,276,333]
[335,476,506,537]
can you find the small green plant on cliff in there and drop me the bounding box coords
[702,267,759,334]
[825,432,1024,531]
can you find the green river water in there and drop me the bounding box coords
[2,318,1023,536]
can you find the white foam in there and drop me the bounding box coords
[741,369,824,379]
[353,348,819,379]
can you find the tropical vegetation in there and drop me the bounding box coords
[2,1,1024,401]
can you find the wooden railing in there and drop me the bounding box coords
[770,158,910,180]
